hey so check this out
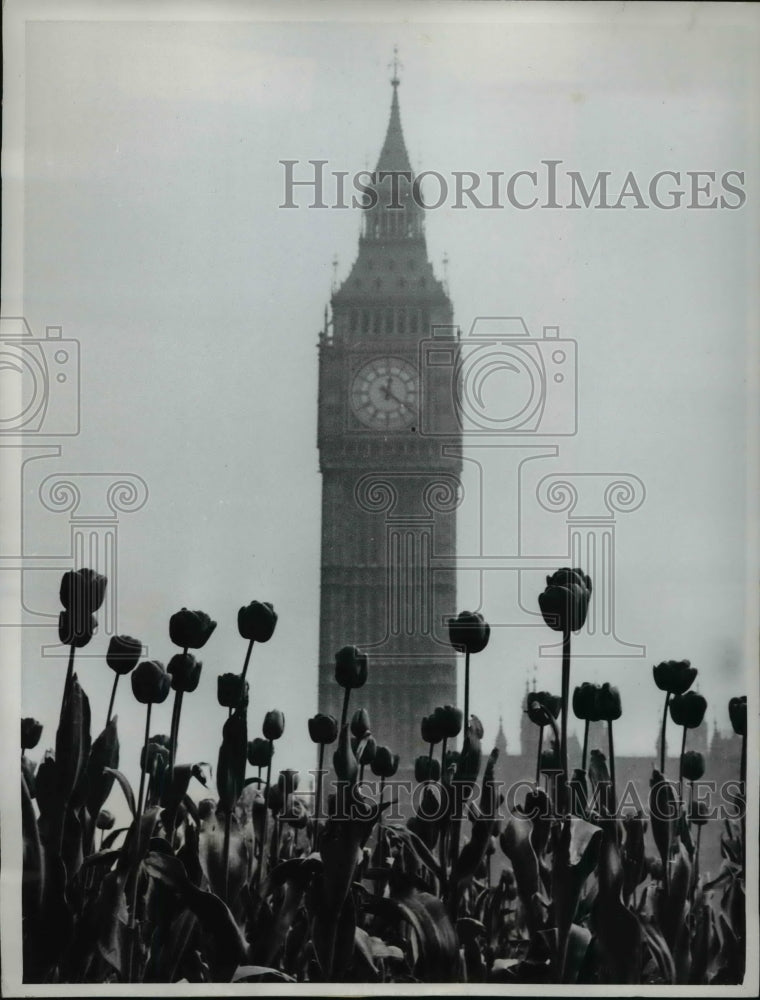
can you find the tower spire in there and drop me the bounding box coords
[389,44,402,88]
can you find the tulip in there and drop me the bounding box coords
[448,611,490,747]
[58,609,96,648]
[60,567,107,614]
[421,712,444,746]
[729,695,746,736]
[168,652,202,694]
[140,734,171,773]
[415,754,440,783]
[96,808,115,831]
[670,691,707,730]
[131,660,171,705]
[653,659,697,776]
[217,707,248,900]
[169,608,217,650]
[350,708,371,740]
[21,717,42,751]
[371,745,399,780]
[526,691,561,726]
[681,750,705,783]
[333,723,359,785]
[308,712,338,745]
[538,567,592,634]
[437,705,463,740]
[334,645,369,727]
[238,600,277,644]
[573,681,603,770]
[652,660,697,696]
[262,709,285,742]
[596,683,622,722]
[538,567,592,814]
[105,634,143,727]
[248,736,273,769]
[217,673,249,709]
[355,734,377,781]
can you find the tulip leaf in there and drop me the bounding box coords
[103,767,136,817]
[85,717,119,826]
[232,965,296,983]
[21,773,44,924]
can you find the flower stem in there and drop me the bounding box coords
[168,687,184,780]
[259,749,273,884]
[740,728,746,873]
[128,701,152,983]
[240,638,254,684]
[340,686,351,730]
[678,725,687,801]
[222,807,232,902]
[535,725,544,786]
[106,672,119,729]
[60,643,76,721]
[607,720,617,818]
[659,691,671,774]
[582,718,590,772]
[463,649,471,741]
[314,743,325,850]
[559,629,571,813]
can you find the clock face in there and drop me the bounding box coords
[351,357,418,430]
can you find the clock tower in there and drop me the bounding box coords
[317,69,463,771]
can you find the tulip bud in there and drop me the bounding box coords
[267,782,285,815]
[350,708,370,740]
[414,754,440,783]
[58,609,96,648]
[538,567,592,633]
[728,696,746,736]
[334,645,368,690]
[96,808,115,831]
[371,745,399,779]
[247,736,273,768]
[572,682,602,722]
[140,735,171,773]
[217,672,248,709]
[652,660,697,696]
[21,717,43,751]
[448,611,490,654]
[669,691,707,729]
[596,682,622,722]
[354,734,377,767]
[60,567,107,614]
[421,713,444,745]
[106,634,142,675]
[308,712,338,745]
[237,600,278,642]
[169,608,217,650]
[436,705,463,740]
[168,652,202,693]
[526,691,562,726]
[681,750,705,782]
[131,660,171,705]
[262,709,285,741]
[333,723,358,784]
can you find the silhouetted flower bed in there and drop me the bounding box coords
[19,568,746,984]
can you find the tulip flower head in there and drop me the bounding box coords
[350,708,371,740]
[371,745,400,779]
[169,608,217,650]
[131,660,171,705]
[95,808,115,831]
[596,683,622,722]
[415,754,441,783]
[448,611,490,654]
[262,709,285,742]
[681,750,705,782]
[59,567,108,615]
[58,609,97,648]
[308,712,338,745]
[106,634,142,675]
[237,600,278,643]
[247,736,274,768]
[729,695,747,736]
[334,645,369,689]
[168,652,203,693]
[436,705,463,740]
[217,673,248,709]
[421,713,444,745]
[526,691,562,727]
[538,567,592,633]
[669,691,707,729]
[21,717,43,751]
[353,734,377,768]
[652,660,697,696]
[333,723,359,784]
[572,682,603,722]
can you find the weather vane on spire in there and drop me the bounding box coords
[389,45,402,87]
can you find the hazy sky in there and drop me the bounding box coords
[5,3,759,796]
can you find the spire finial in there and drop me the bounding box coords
[331,253,339,292]
[389,45,402,88]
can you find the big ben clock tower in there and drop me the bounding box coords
[317,68,462,770]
